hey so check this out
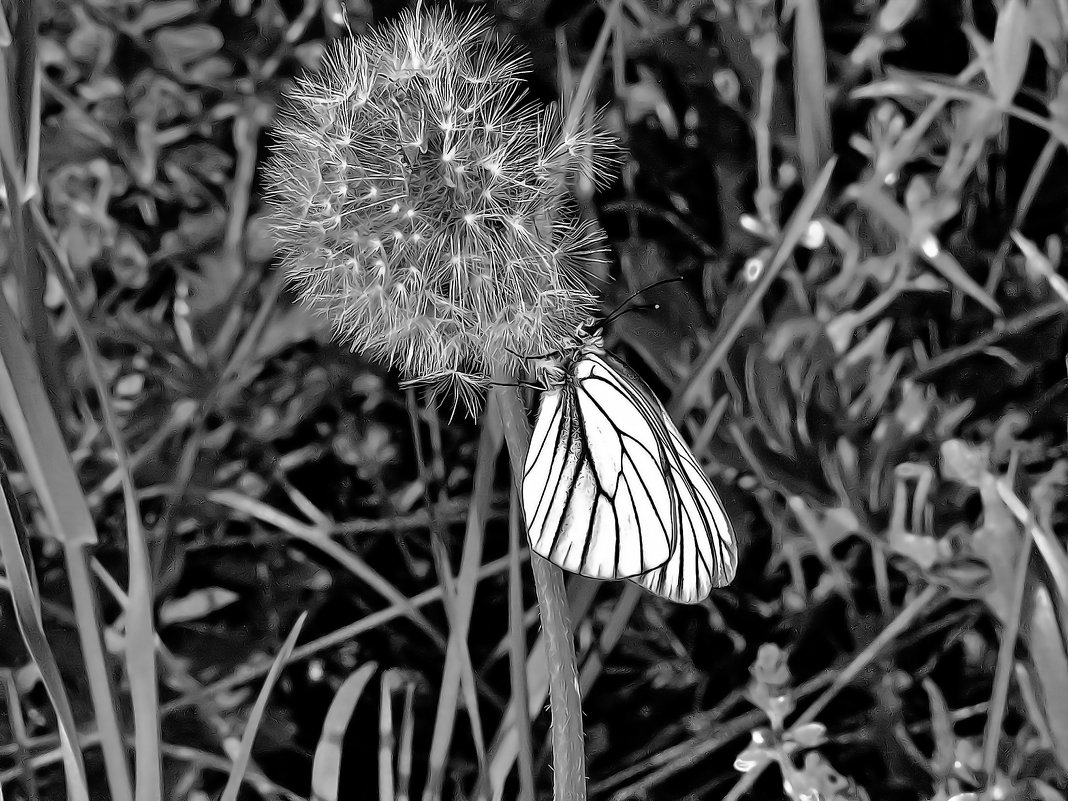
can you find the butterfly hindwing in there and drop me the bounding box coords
[598,353,738,604]
[523,355,675,580]
[633,418,738,603]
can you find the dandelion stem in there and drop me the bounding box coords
[494,384,586,801]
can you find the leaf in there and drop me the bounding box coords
[1025,584,1068,770]
[158,586,240,626]
[620,65,678,137]
[878,0,921,32]
[928,555,992,599]
[790,722,827,749]
[790,0,832,185]
[734,743,771,773]
[972,483,1019,622]
[922,678,955,777]
[849,187,1002,314]
[1029,0,1067,69]
[0,285,97,545]
[132,0,198,34]
[1013,230,1068,303]
[0,475,90,801]
[311,662,378,801]
[939,439,990,488]
[1052,84,1068,156]
[990,0,1032,107]
[151,24,224,70]
[673,158,838,415]
[887,530,944,570]
[379,668,420,801]
[1032,460,1068,530]
[752,643,791,688]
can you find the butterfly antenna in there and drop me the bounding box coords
[585,276,685,333]
[490,379,544,391]
[506,345,563,361]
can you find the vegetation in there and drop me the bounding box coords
[0,1,1067,800]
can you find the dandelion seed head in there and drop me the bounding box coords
[264,6,616,411]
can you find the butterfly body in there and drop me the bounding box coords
[522,333,737,604]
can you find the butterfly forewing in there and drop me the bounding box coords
[523,355,674,580]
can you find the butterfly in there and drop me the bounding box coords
[522,326,737,604]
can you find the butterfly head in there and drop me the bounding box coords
[530,355,567,389]
[527,323,604,390]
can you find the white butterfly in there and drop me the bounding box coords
[522,331,737,604]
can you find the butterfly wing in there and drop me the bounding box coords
[601,354,738,604]
[523,354,675,580]
[632,418,737,603]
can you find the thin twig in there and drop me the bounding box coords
[908,300,1067,382]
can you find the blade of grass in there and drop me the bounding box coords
[219,612,307,801]
[605,709,766,801]
[311,662,379,801]
[0,0,63,404]
[4,555,518,784]
[1022,585,1068,769]
[397,678,417,801]
[159,743,305,801]
[561,0,623,139]
[2,668,38,799]
[909,299,1066,381]
[0,261,95,545]
[593,669,838,800]
[671,158,837,417]
[207,489,447,651]
[852,73,1066,145]
[30,201,161,801]
[846,185,1001,315]
[420,396,500,801]
[85,557,240,795]
[789,0,832,185]
[576,583,642,692]
[796,585,942,726]
[996,479,1068,621]
[412,394,488,746]
[507,495,535,801]
[153,269,284,577]
[0,466,89,801]
[0,288,132,801]
[380,669,399,801]
[981,524,1033,793]
[164,553,516,716]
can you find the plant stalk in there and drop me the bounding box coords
[493,385,586,801]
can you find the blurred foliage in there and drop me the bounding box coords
[0,0,1067,800]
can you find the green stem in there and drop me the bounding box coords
[493,385,586,801]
